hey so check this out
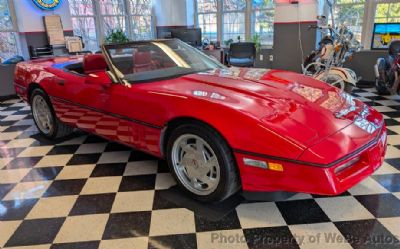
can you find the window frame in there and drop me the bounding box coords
[251,0,274,46]
[194,0,275,48]
[68,0,155,52]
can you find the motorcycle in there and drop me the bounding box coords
[374,40,400,95]
[302,23,361,93]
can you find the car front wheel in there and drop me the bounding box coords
[166,123,240,202]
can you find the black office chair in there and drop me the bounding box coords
[227,42,256,67]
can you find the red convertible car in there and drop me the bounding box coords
[14,39,387,202]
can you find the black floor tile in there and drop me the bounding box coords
[385,119,400,126]
[5,217,65,247]
[152,189,182,210]
[47,145,80,155]
[372,174,400,192]
[50,241,101,249]
[84,135,108,144]
[104,142,131,152]
[148,234,197,249]
[276,199,330,225]
[43,179,87,197]
[0,198,39,221]
[0,147,26,159]
[118,175,156,192]
[244,226,300,249]
[3,125,32,132]
[384,112,400,118]
[355,194,400,218]
[3,156,42,169]
[385,159,400,170]
[21,166,63,182]
[0,120,17,126]
[67,153,101,165]
[0,183,16,200]
[334,219,400,249]
[90,163,126,177]
[102,211,152,239]
[129,150,157,161]
[69,193,116,216]
[195,210,242,232]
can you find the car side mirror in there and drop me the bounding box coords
[85,71,114,87]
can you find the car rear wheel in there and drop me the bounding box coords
[166,123,240,202]
[31,88,73,139]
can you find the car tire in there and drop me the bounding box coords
[166,122,241,202]
[30,88,73,139]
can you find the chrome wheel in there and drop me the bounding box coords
[171,134,220,196]
[32,95,54,135]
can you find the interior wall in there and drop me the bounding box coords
[344,50,386,83]
[13,0,73,58]
[271,1,318,73]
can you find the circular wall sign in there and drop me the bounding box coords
[32,0,62,10]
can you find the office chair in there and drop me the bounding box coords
[227,42,256,67]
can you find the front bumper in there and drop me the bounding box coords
[235,126,387,195]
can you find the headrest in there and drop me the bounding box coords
[83,54,108,74]
[389,40,400,56]
[134,51,152,65]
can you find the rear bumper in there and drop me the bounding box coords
[235,126,387,195]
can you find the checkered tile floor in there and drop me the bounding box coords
[0,87,400,249]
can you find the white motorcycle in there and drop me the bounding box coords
[302,23,361,93]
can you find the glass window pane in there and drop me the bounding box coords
[0,0,14,31]
[223,12,245,41]
[252,9,274,45]
[252,0,274,10]
[103,16,127,35]
[131,15,153,40]
[197,0,218,13]
[68,0,94,16]
[223,0,246,11]
[198,13,217,41]
[0,32,17,60]
[72,17,99,52]
[129,0,152,15]
[99,0,125,15]
[333,2,364,42]
[375,3,400,23]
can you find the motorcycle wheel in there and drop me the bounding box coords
[375,79,391,95]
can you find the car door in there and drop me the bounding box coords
[46,67,112,136]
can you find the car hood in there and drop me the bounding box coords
[171,68,382,149]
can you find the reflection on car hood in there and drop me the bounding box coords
[177,67,383,147]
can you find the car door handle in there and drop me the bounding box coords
[55,79,65,86]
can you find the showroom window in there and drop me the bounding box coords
[99,0,127,35]
[375,2,400,23]
[222,0,246,41]
[332,0,365,42]
[128,0,154,40]
[195,0,275,46]
[251,0,274,46]
[68,0,154,52]
[197,0,218,42]
[0,0,18,60]
[69,0,99,52]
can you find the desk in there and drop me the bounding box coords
[202,49,226,64]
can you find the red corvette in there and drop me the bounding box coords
[14,39,387,202]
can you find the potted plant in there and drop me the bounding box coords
[252,34,261,53]
[105,29,130,44]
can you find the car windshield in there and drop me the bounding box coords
[103,39,225,83]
